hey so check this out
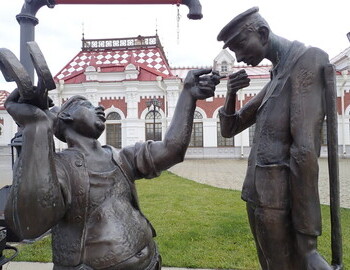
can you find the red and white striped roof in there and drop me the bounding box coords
[0,90,10,110]
[55,36,173,83]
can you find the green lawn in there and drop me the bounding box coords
[6,171,350,269]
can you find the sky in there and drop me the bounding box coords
[0,0,349,90]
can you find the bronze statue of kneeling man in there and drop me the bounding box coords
[4,61,220,269]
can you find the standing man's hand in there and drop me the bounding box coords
[222,69,250,116]
[184,69,222,100]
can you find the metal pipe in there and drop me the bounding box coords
[181,0,202,19]
[16,0,55,80]
[53,0,203,19]
[324,64,343,270]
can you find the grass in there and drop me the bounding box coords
[5,171,350,269]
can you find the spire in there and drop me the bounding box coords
[82,22,85,41]
[155,18,158,36]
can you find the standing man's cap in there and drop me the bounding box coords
[217,7,260,49]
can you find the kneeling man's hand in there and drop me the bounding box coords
[184,68,222,100]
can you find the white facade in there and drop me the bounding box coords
[1,40,350,158]
[0,111,16,148]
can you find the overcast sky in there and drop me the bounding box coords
[1,0,349,90]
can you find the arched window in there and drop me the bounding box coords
[249,124,256,146]
[217,114,234,147]
[145,110,162,141]
[189,111,203,147]
[106,112,121,121]
[106,112,122,148]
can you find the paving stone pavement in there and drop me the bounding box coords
[169,158,350,209]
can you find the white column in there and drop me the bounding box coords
[85,88,99,107]
[164,79,181,119]
[124,87,141,146]
[203,119,217,147]
[241,128,250,147]
[125,87,138,119]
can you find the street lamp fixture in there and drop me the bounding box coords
[146,97,162,141]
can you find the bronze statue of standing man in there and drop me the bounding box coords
[217,7,333,270]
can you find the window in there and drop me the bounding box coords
[106,112,122,148]
[221,61,228,73]
[249,124,256,146]
[189,111,203,147]
[145,110,162,141]
[106,112,121,121]
[0,125,2,136]
[217,115,234,147]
